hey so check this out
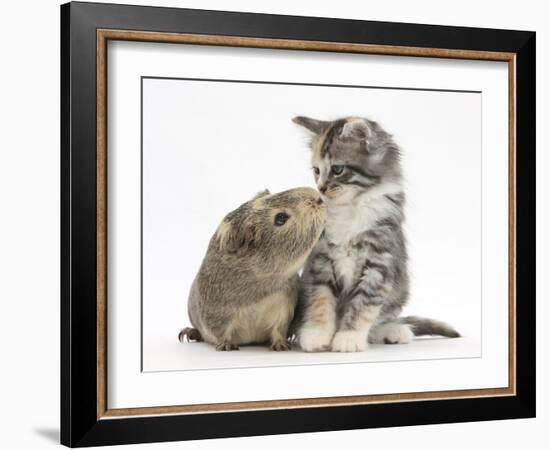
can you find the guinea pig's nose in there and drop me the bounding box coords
[316,197,323,205]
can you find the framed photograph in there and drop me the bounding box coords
[60,1,535,447]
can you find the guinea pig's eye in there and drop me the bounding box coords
[331,165,344,175]
[312,167,320,176]
[274,212,290,226]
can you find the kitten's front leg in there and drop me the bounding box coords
[297,284,337,352]
[332,227,398,352]
[331,299,381,352]
[331,265,390,352]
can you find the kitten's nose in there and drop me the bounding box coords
[319,186,327,194]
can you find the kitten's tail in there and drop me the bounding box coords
[399,316,460,338]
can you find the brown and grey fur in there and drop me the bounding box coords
[179,187,326,351]
[292,116,459,352]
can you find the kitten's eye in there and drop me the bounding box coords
[274,212,290,226]
[312,167,320,176]
[331,165,344,175]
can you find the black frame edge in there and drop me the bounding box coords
[69,1,534,52]
[60,2,536,447]
[514,32,536,417]
[60,2,72,447]
[77,396,534,447]
[62,2,101,446]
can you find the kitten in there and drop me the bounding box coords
[292,116,459,352]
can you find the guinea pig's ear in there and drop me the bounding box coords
[250,189,270,202]
[292,116,330,135]
[216,220,258,254]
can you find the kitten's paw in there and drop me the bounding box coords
[215,342,239,351]
[270,340,291,351]
[298,326,333,352]
[369,323,413,345]
[331,330,368,352]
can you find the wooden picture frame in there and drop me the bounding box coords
[61,1,535,447]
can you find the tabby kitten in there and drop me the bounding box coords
[293,116,459,352]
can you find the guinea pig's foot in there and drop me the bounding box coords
[270,340,291,351]
[215,342,240,351]
[178,327,203,343]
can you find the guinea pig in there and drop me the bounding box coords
[178,187,326,351]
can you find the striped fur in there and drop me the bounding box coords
[292,116,459,352]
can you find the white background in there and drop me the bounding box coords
[142,77,483,372]
[0,0,546,449]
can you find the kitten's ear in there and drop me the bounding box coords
[340,118,369,141]
[292,116,330,135]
